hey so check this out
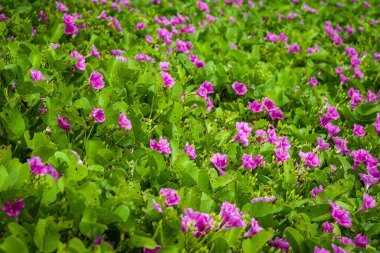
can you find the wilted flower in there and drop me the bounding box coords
[118,113,132,130]
[270,237,290,252]
[244,218,263,237]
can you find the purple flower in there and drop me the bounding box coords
[353,124,366,136]
[150,137,172,155]
[197,1,210,12]
[118,113,132,130]
[109,16,122,31]
[299,151,320,167]
[27,156,47,175]
[161,72,175,88]
[332,137,350,155]
[2,199,25,217]
[181,208,214,237]
[269,107,284,120]
[314,246,330,253]
[63,14,78,35]
[219,202,247,230]
[374,113,380,135]
[360,193,376,211]
[248,100,263,113]
[311,185,324,197]
[359,173,379,189]
[136,22,146,30]
[309,76,318,86]
[45,163,59,182]
[232,81,247,95]
[89,71,105,90]
[70,51,86,71]
[56,1,68,12]
[270,237,290,252]
[326,105,340,120]
[233,122,252,146]
[30,69,46,81]
[332,244,349,253]
[152,199,163,213]
[322,221,334,233]
[329,200,352,228]
[244,218,263,238]
[286,43,301,53]
[316,137,330,150]
[195,81,214,99]
[262,97,276,111]
[250,196,276,203]
[92,108,105,123]
[88,45,100,59]
[93,236,103,245]
[242,154,265,170]
[143,245,161,253]
[57,115,72,131]
[275,148,290,163]
[184,143,197,159]
[159,62,170,72]
[159,188,180,206]
[211,153,228,176]
[354,233,369,248]
[353,67,364,78]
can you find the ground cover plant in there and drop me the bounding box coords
[0,0,379,252]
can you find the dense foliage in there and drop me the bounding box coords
[0,0,379,252]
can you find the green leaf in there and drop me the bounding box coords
[242,229,274,253]
[34,218,61,252]
[0,109,25,141]
[128,235,157,249]
[1,236,29,253]
[114,205,130,222]
[284,227,307,253]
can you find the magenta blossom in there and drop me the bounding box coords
[286,43,301,53]
[181,208,214,237]
[311,185,324,197]
[161,72,175,88]
[57,115,72,131]
[329,200,352,228]
[314,246,330,253]
[143,246,161,253]
[251,196,276,203]
[136,22,146,30]
[233,122,252,146]
[211,153,228,176]
[316,137,330,150]
[150,136,172,155]
[270,237,290,252]
[219,202,247,230]
[374,113,380,135]
[354,233,369,248]
[70,51,86,71]
[184,143,197,159]
[309,76,318,86]
[248,100,263,113]
[152,199,163,213]
[332,244,349,253]
[30,69,46,81]
[2,199,25,217]
[88,45,100,59]
[118,113,132,130]
[56,1,68,12]
[242,154,265,170]
[322,221,334,233]
[159,62,170,72]
[27,156,47,175]
[244,218,263,238]
[197,1,210,12]
[92,108,105,123]
[89,71,105,90]
[160,188,180,206]
[269,107,284,120]
[232,81,247,95]
[360,193,376,211]
[299,151,320,167]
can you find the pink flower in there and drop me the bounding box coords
[55,1,68,12]
[311,185,324,197]
[98,11,107,20]
[233,122,252,146]
[152,199,163,213]
[359,173,379,189]
[270,237,290,252]
[244,218,263,238]
[161,72,175,88]
[232,81,247,95]
[322,221,334,233]
[248,100,263,113]
[159,62,170,72]
[262,97,276,111]
[176,39,192,54]
[143,246,161,253]
[353,67,364,78]
[28,156,47,175]
[150,137,172,155]
[219,202,247,229]
[275,148,290,163]
[211,153,228,176]
[314,246,330,253]
[250,196,276,203]
[2,199,24,217]
[326,123,341,138]
[92,108,105,123]
[181,208,214,237]
[360,193,376,211]
[326,105,340,120]
[374,113,380,135]
[269,107,284,120]
[57,115,72,131]
[354,233,369,248]
[197,1,210,12]
[109,16,122,31]
[299,151,320,167]
[88,45,100,59]
[135,53,155,63]
[332,244,349,253]
[286,43,301,53]
[353,124,366,136]
[329,200,352,228]
[63,14,78,35]
[316,137,330,150]
[160,188,180,206]
[136,22,146,30]
[118,113,132,130]
[309,76,318,86]
[70,51,86,71]
[184,143,197,159]
[30,69,46,81]
[89,71,105,90]
[242,154,265,170]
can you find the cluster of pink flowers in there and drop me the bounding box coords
[248,97,284,120]
[319,104,341,138]
[189,54,205,69]
[265,31,288,43]
[184,143,197,159]
[299,151,320,167]
[195,81,214,111]
[30,69,46,82]
[150,136,172,154]
[233,122,252,146]
[27,156,59,181]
